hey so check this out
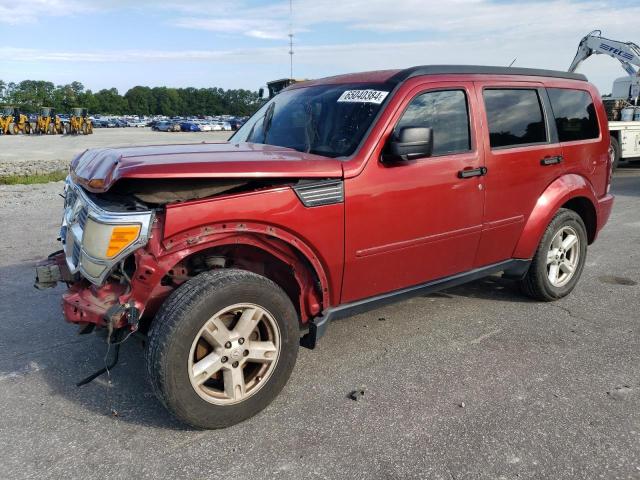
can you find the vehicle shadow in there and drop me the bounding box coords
[0,258,539,429]
[612,163,640,197]
[0,261,189,431]
[437,274,535,303]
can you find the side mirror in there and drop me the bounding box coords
[383,126,433,162]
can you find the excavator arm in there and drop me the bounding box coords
[569,30,640,101]
[569,30,640,75]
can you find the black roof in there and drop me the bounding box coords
[387,65,587,84]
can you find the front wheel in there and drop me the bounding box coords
[519,208,587,301]
[146,269,299,429]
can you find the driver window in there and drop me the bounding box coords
[397,90,471,156]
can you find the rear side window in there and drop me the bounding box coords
[547,88,599,141]
[396,90,471,156]
[483,89,547,148]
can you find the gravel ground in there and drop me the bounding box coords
[0,168,638,480]
[0,128,232,176]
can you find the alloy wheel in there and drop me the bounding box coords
[546,226,580,287]
[188,303,280,405]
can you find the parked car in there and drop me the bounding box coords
[228,119,244,131]
[127,119,147,127]
[211,122,223,131]
[198,122,213,132]
[180,121,201,132]
[36,65,614,430]
[153,121,180,132]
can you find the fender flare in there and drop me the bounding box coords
[150,221,332,319]
[513,174,598,259]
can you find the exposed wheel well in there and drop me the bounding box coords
[561,197,597,243]
[160,243,322,324]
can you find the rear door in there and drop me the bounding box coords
[473,82,563,267]
[546,86,609,197]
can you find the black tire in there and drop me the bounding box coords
[146,269,299,429]
[519,208,588,301]
[610,136,621,171]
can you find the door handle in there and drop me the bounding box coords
[458,166,487,178]
[541,155,563,166]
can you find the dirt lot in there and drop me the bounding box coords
[0,128,232,176]
[0,168,639,479]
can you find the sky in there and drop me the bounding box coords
[1,0,639,95]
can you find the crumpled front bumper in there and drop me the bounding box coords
[62,279,128,328]
[35,252,128,329]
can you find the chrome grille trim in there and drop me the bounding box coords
[60,177,154,286]
[293,180,344,207]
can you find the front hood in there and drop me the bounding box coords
[70,142,344,193]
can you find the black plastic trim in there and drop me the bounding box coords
[387,65,587,85]
[300,259,531,349]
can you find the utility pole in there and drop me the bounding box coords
[288,0,294,79]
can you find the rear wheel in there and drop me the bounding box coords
[519,208,587,301]
[146,269,299,429]
[610,136,621,171]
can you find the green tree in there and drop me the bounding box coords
[125,86,153,115]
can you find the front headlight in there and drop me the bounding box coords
[83,218,142,260]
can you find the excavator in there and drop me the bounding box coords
[569,30,640,167]
[69,108,92,135]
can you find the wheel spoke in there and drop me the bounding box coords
[245,340,278,363]
[562,234,578,251]
[234,307,264,339]
[552,233,563,249]
[223,366,246,401]
[547,249,557,264]
[201,316,231,348]
[559,261,575,275]
[549,263,559,283]
[191,352,224,385]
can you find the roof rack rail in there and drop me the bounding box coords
[387,65,587,84]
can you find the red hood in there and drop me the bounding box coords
[70,142,344,192]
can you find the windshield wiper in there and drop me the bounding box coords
[262,102,275,143]
[303,103,318,153]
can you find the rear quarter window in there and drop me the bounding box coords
[483,89,547,148]
[547,88,599,142]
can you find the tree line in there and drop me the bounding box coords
[0,80,263,116]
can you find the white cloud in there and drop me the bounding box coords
[1,0,639,93]
[0,0,96,24]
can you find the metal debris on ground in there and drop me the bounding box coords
[348,389,366,401]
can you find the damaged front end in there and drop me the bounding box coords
[36,177,158,334]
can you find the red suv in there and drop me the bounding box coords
[36,66,614,429]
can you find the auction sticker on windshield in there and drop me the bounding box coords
[337,90,389,104]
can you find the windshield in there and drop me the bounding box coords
[233,83,391,158]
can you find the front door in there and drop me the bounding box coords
[341,82,486,303]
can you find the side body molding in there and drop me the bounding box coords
[513,174,598,259]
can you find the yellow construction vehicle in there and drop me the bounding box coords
[69,108,93,135]
[8,107,31,135]
[0,106,13,135]
[35,107,59,135]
